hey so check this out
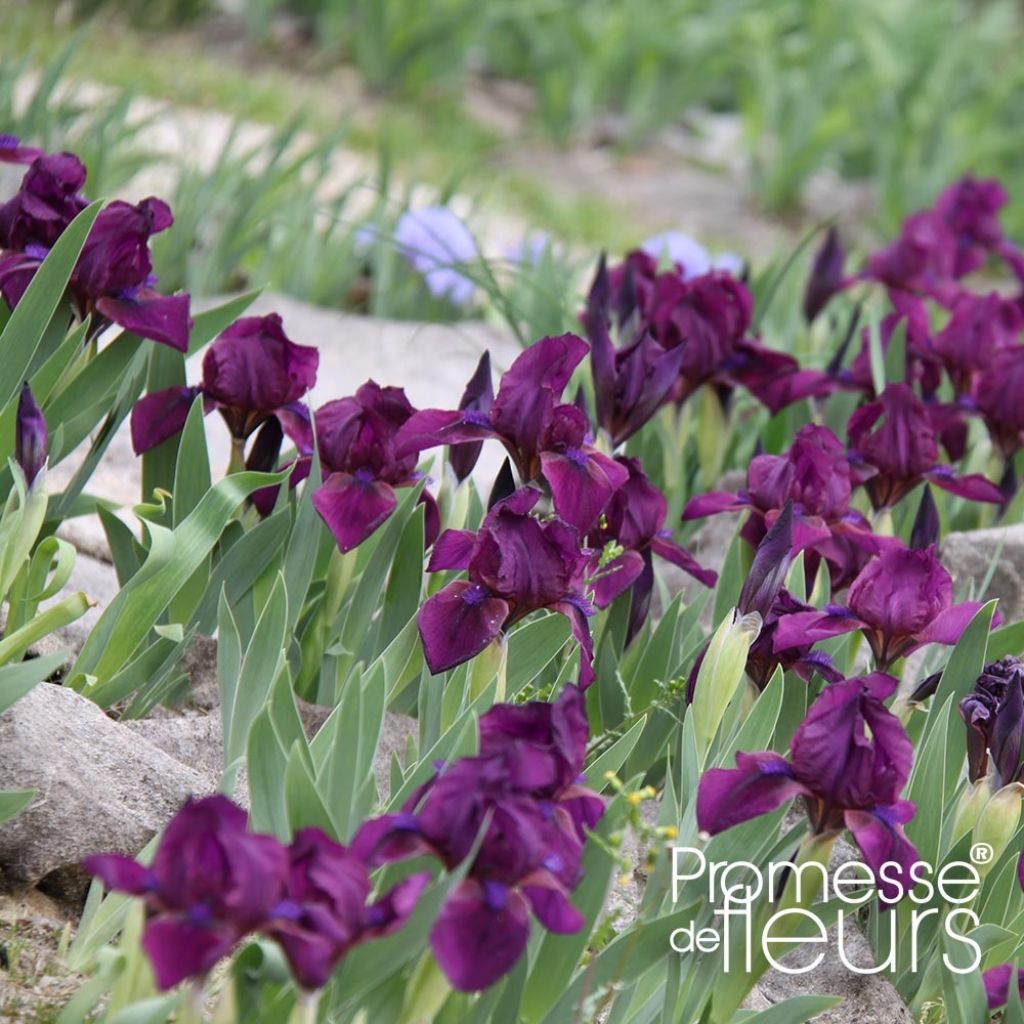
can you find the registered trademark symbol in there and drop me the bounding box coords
[971,843,993,865]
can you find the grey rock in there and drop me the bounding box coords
[753,921,913,1023]
[123,713,225,783]
[0,684,216,900]
[941,524,1024,623]
[374,712,417,803]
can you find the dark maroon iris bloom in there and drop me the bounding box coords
[71,197,191,352]
[983,964,1024,1010]
[648,269,753,399]
[0,152,88,251]
[313,381,439,553]
[0,152,191,349]
[353,686,602,992]
[262,828,427,991]
[864,176,1013,304]
[584,255,684,445]
[131,313,318,456]
[934,292,1023,396]
[419,487,595,686]
[803,226,846,323]
[698,674,919,900]
[83,796,289,990]
[847,383,1003,509]
[397,334,627,534]
[15,383,47,487]
[976,346,1024,460]
[959,657,1024,788]
[773,545,989,671]
[683,424,887,590]
[587,456,715,639]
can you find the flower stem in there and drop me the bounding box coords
[287,990,321,1024]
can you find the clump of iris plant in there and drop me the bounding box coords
[418,487,595,685]
[354,684,603,992]
[772,544,991,672]
[697,672,920,900]
[0,147,191,349]
[83,796,428,996]
[131,313,319,466]
[397,333,628,535]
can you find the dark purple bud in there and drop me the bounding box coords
[448,351,494,482]
[245,416,284,474]
[15,383,47,486]
[803,226,845,322]
[487,457,517,510]
[738,501,793,618]
[909,485,940,550]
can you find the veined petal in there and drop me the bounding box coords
[681,491,748,519]
[142,916,238,990]
[130,386,201,454]
[427,529,477,572]
[418,582,509,675]
[313,472,397,552]
[97,290,192,353]
[649,536,717,588]
[925,467,1004,504]
[589,550,645,608]
[430,881,531,992]
[772,609,861,652]
[394,408,496,458]
[915,601,990,647]
[541,447,629,535]
[844,801,919,902]
[696,752,808,835]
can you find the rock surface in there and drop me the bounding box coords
[752,921,913,1023]
[941,523,1024,623]
[0,684,216,899]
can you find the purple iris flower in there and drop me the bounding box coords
[15,383,47,487]
[0,152,88,251]
[683,424,889,591]
[803,226,846,323]
[312,382,439,553]
[394,206,477,306]
[847,383,1003,509]
[353,690,602,992]
[586,456,715,638]
[262,828,428,991]
[959,658,1024,788]
[130,313,318,457]
[418,488,595,686]
[648,269,754,400]
[772,545,990,671]
[697,673,920,900]
[397,334,628,535]
[933,292,1023,397]
[976,346,1024,460]
[982,964,1024,1010]
[83,795,289,991]
[584,255,685,446]
[478,684,605,838]
[70,197,190,351]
